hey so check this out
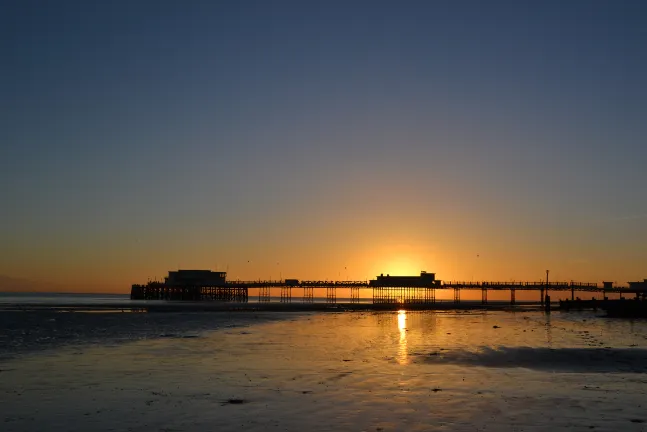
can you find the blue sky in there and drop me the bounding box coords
[1,0,646,290]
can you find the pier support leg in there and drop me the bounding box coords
[454,287,460,304]
[571,285,575,301]
[350,286,360,304]
[424,287,435,304]
[302,286,313,303]
[259,286,270,302]
[510,288,516,305]
[326,287,336,304]
[280,286,291,303]
[481,287,488,305]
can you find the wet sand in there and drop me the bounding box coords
[2,310,647,431]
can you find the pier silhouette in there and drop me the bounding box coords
[131,270,646,305]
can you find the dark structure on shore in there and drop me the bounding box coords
[559,279,647,316]
[131,270,647,309]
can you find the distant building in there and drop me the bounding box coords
[165,270,227,287]
[369,271,441,287]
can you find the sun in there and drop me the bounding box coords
[385,255,423,276]
[362,242,436,279]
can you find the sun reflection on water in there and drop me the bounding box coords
[397,309,408,365]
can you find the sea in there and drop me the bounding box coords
[1,293,647,431]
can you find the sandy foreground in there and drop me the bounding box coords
[1,310,647,432]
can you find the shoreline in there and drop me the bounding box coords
[0,300,549,313]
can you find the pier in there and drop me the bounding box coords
[131,270,647,306]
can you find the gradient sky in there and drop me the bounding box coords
[2,0,646,292]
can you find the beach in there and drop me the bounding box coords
[2,306,647,431]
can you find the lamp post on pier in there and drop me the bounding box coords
[541,270,549,306]
[544,270,550,311]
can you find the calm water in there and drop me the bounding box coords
[0,292,132,305]
[1,296,647,431]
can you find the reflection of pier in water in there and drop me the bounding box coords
[131,270,647,305]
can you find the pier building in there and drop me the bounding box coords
[369,271,441,288]
[369,271,441,304]
[131,270,246,302]
[165,270,226,286]
[628,279,647,291]
[627,279,647,300]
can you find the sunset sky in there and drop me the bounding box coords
[2,1,646,292]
